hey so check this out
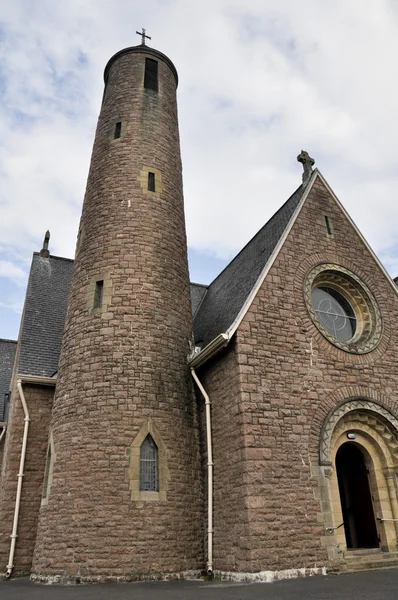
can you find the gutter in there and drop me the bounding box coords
[16,374,57,387]
[5,374,57,578]
[189,334,229,369]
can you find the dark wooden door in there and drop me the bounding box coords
[336,442,379,549]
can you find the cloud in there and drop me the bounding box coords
[0,260,26,283]
[1,0,398,337]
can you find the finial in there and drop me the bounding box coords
[136,28,151,46]
[297,150,315,183]
[40,230,50,258]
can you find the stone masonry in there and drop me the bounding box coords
[0,383,54,575]
[2,40,398,584]
[31,47,203,580]
[199,175,398,574]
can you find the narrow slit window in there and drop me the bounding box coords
[324,215,332,236]
[114,122,122,139]
[148,172,155,192]
[140,434,158,491]
[144,58,158,91]
[94,280,104,308]
[42,444,53,500]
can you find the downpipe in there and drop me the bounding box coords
[5,379,30,578]
[0,424,6,444]
[191,368,214,576]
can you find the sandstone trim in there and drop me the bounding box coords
[128,419,170,502]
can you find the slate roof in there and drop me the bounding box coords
[193,183,306,347]
[18,253,74,377]
[190,283,208,317]
[0,339,17,421]
[10,255,211,380]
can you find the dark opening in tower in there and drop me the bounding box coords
[144,58,158,91]
[148,172,155,192]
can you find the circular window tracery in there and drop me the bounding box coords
[304,264,382,354]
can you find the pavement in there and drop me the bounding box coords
[1,569,398,600]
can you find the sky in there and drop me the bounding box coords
[1,0,398,340]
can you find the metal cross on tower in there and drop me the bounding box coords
[136,28,151,45]
[297,150,315,183]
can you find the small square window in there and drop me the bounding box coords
[114,122,122,139]
[94,280,104,308]
[148,172,155,192]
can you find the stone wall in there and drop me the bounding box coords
[0,383,53,575]
[197,341,252,573]
[228,176,398,572]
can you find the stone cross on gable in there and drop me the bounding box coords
[297,150,315,183]
[40,230,50,258]
[136,28,151,46]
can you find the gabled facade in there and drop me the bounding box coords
[1,42,398,583]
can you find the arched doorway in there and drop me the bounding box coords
[336,443,379,549]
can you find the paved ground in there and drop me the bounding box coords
[1,569,398,600]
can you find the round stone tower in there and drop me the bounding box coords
[32,44,203,581]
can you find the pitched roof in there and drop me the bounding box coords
[0,339,17,421]
[18,253,74,377]
[13,256,211,379]
[193,183,306,347]
[190,282,208,317]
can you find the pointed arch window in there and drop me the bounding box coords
[140,434,158,491]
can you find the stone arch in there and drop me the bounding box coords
[315,397,398,564]
[128,419,170,502]
[328,420,398,553]
[319,398,398,465]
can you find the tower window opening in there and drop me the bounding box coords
[148,172,155,192]
[324,215,332,236]
[42,444,52,499]
[144,58,158,91]
[94,280,104,308]
[114,122,122,139]
[140,434,158,491]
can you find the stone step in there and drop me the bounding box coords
[345,554,398,573]
[346,548,382,557]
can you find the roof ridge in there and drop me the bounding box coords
[204,183,304,290]
[33,252,75,263]
[190,282,209,288]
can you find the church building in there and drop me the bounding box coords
[1,39,398,583]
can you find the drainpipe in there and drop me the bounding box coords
[191,368,213,575]
[5,379,30,578]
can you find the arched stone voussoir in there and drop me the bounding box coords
[318,395,398,465]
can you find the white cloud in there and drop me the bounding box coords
[1,0,398,336]
[0,260,26,282]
